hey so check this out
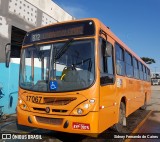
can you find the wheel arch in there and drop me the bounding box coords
[116,96,127,123]
[119,96,127,117]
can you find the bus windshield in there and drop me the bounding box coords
[19,39,95,92]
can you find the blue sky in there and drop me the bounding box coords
[53,0,160,73]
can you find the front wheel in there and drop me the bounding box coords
[112,102,127,133]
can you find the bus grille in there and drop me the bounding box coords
[43,97,76,105]
[36,116,63,125]
[33,107,68,113]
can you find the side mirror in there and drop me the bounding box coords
[103,42,112,57]
[5,43,11,68]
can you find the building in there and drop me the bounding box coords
[0,0,74,115]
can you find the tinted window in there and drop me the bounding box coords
[116,44,125,75]
[102,40,114,75]
[139,62,143,80]
[143,65,147,81]
[100,39,115,85]
[125,52,132,65]
[147,68,151,82]
[125,51,133,77]
[133,57,139,79]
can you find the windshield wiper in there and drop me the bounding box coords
[49,38,74,83]
[55,38,74,59]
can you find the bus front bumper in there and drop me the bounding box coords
[17,106,99,136]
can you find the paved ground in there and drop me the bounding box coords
[0,86,160,142]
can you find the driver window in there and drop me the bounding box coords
[101,39,114,75]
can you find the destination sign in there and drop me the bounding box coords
[23,20,95,45]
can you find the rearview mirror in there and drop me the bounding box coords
[5,43,11,68]
[103,42,112,57]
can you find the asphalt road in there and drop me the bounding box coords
[0,86,159,142]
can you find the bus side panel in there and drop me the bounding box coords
[134,80,145,109]
[98,85,118,133]
[125,78,143,116]
[124,77,136,115]
[146,82,151,103]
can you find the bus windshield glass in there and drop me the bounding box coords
[19,39,95,92]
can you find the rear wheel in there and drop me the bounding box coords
[140,96,147,110]
[112,102,127,132]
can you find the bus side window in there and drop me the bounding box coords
[143,66,147,81]
[100,39,115,85]
[115,44,125,76]
[125,51,133,77]
[133,57,139,79]
[147,68,151,82]
[138,62,143,80]
[102,40,114,74]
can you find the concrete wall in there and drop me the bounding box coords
[26,0,74,22]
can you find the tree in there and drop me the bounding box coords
[141,57,155,64]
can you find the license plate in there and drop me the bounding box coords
[72,122,90,130]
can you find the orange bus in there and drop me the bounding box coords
[15,18,151,135]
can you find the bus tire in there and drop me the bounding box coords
[140,97,147,110]
[112,102,127,132]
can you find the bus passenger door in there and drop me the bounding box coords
[98,38,117,132]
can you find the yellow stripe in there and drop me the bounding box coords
[125,110,152,142]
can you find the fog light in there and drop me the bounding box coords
[77,108,83,114]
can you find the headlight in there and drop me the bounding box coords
[18,98,30,111]
[70,98,96,115]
